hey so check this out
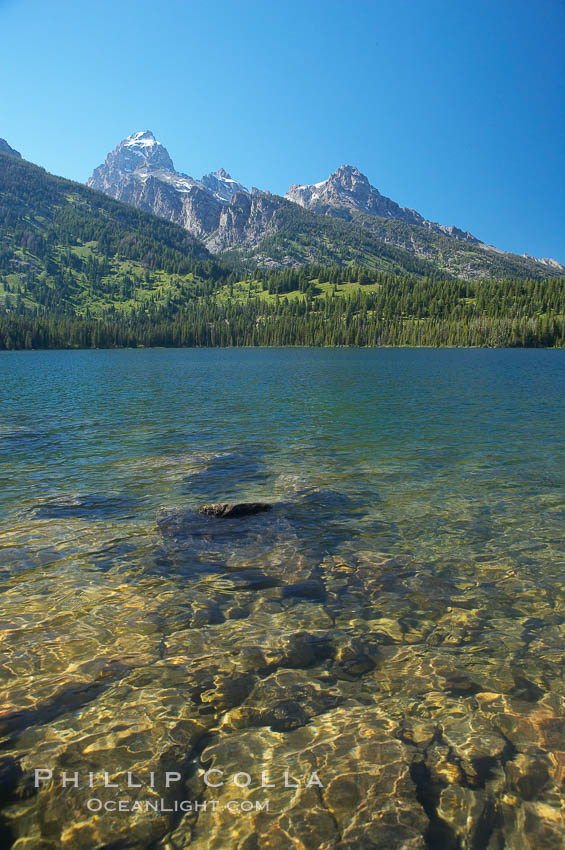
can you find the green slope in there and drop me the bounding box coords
[218,195,453,279]
[0,152,232,316]
[347,210,563,281]
[228,200,564,280]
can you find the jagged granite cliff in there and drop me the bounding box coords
[86,131,563,279]
[201,167,248,203]
[286,164,477,243]
[88,132,242,239]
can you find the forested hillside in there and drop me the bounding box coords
[1,152,564,349]
[0,151,229,315]
[1,271,563,349]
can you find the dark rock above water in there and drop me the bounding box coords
[198,502,273,518]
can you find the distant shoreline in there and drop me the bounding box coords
[2,344,565,353]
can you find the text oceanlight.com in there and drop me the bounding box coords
[33,768,325,816]
[87,798,271,814]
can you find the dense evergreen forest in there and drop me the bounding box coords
[1,273,564,349]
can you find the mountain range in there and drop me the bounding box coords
[1,144,564,351]
[86,130,563,279]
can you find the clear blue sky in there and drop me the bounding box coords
[1,0,564,260]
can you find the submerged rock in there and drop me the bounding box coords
[189,705,429,850]
[184,450,269,496]
[331,637,379,680]
[20,492,140,520]
[0,756,22,800]
[156,503,301,581]
[199,502,273,518]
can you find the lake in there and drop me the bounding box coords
[0,348,564,849]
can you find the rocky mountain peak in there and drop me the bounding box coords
[286,164,378,215]
[87,130,175,193]
[116,130,174,169]
[201,168,249,203]
[86,131,256,240]
[326,164,375,202]
[286,165,478,243]
[123,130,157,145]
[86,132,563,273]
[332,164,368,182]
[0,138,22,158]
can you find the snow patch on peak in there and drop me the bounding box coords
[88,130,176,187]
[287,167,365,197]
[201,168,249,202]
[123,130,160,148]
